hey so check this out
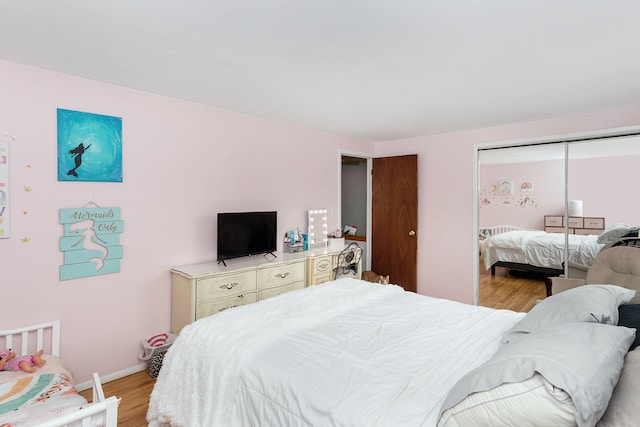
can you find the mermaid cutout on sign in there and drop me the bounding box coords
[69,218,108,270]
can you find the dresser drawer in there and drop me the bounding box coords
[544,216,563,227]
[308,273,333,286]
[258,281,305,300]
[567,217,583,228]
[196,270,257,301]
[309,255,333,275]
[545,227,565,234]
[583,217,605,229]
[258,260,305,290]
[574,228,603,236]
[196,292,257,319]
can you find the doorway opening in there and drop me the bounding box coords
[340,154,371,270]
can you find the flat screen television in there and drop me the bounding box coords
[217,211,277,263]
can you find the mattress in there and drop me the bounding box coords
[0,356,92,427]
[147,279,525,427]
[482,230,604,270]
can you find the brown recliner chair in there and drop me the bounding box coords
[547,246,640,304]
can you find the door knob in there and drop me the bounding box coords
[409,230,416,236]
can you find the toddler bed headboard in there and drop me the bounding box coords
[479,224,532,238]
[0,320,61,357]
[0,320,119,427]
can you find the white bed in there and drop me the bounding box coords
[481,229,604,274]
[0,321,118,427]
[147,280,640,427]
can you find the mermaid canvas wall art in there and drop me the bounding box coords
[57,108,122,182]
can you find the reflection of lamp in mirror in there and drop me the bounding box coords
[569,200,583,217]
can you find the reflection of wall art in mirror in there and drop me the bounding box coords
[520,182,534,192]
[500,196,515,206]
[498,179,513,195]
[518,194,538,208]
[479,186,497,208]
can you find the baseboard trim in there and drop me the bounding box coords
[75,363,147,391]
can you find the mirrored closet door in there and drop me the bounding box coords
[476,132,640,306]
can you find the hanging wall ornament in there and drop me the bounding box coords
[59,199,124,280]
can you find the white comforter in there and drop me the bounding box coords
[482,230,604,270]
[147,279,524,427]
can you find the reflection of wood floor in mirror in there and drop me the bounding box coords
[479,257,547,313]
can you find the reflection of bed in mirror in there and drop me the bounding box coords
[563,236,640,281]
[481,228,604,277]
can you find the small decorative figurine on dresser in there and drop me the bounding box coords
[0,348,47,373]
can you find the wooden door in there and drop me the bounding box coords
[371,155,418,292]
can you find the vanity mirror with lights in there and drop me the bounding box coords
[307,209,328,249]
[475,130,640,304]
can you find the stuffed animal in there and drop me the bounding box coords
[0,348,47,373]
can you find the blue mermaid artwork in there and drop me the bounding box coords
[57,108,122,182]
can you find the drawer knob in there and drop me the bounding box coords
[220,282,239,290]
[276,272,290,279]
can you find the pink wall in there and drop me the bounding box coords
[0,59,373,383]
[479,154,640,229]
[3,57,640,384]
[479,159,564,229]
[376,104,640,304]
[568,155,640,226]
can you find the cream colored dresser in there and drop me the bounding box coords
[171,257,305,334]
[171,244,361,334]
[306,244,362,285]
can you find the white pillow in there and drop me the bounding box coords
[598,224,633,244]
[440,322,635,427]
[502,285,635,343]
[438,373,576,427]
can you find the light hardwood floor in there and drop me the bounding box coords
[478,261,548,312]
[84,264,547,426]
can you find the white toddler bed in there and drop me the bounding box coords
[0,321,118,427]
[478,224,532,253]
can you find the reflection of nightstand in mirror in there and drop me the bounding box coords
[544,215,605,235]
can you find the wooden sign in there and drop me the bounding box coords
[59,207,124,280]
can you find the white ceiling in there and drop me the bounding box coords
[2,1,640,142]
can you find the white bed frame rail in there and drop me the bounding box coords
[38,373,119,427]
[479,224,534,235]
[0,321,119,427]
[0,320,61,357]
